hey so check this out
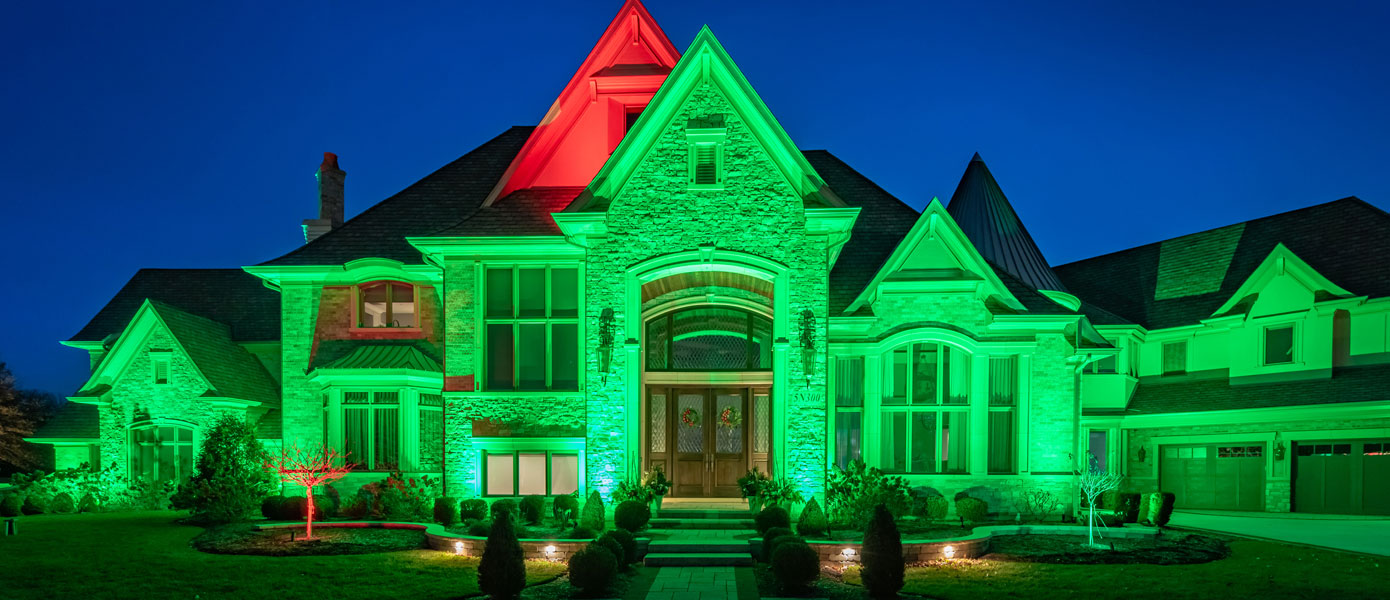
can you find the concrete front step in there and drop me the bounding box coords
[644,552,755,567]
[647,540,750,554]
[649,517,754,530]
[655,508,752,520]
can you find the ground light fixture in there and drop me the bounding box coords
[942,545,956,559]
[841,547,855,557]
[454,541,464,555]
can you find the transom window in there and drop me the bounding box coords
[343,391,400,470]
[645,307,772,371]
[357,281,416,328]
[880,342,971,474]
[129,423,194,485]
[484,451,580,497]
[484,266,580,391]
[1263,324,1295,365]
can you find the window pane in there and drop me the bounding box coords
[486,324,514,390]
[486,454,515,496]
[834,411,862,469]
[486,268,513,318]
[158,443,176,484]
[344,410,368,468]
[419,409,443,472]
[911,344,938,405]
[178,444,194,483]
[943,347,970,405]
[989,357,1017,406]
[910,412,937,473]
[1091,355,1117,374]
[753,393,771,453]
[518,453,547,496]
[646,316,669,370]
[649,394,667,453]
[178,427,194,442]
[550,455,579,495]
[942,412,968,473]
[518,269,545,317]
[361,283,390,327]
[881,412,907,472]
[551,269,578,318]
[390,283,416,327]
[550,323,579,390]
[1265,326,1294,365]
[835,357,864,407]
[517,324,546,390]
[670,308,752,370]
[751,315,772,369]
[988,410,1015,473]
[375,407,399,470]
[886,349,907,405]
[1088,430,1108,472]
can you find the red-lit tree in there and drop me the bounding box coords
[265,445,354,539]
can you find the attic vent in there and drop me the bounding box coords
[693,144,717,184]
[685,118,727,190]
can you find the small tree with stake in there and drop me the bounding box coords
[264,445,354,539]
[1078,451,1124,548]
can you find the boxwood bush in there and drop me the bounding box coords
[755,505,791,536]
[601,528,638,564]
[460,498,488,521]
[50,492,75,514]
[434,497,460,526]
[614,500,651,532]
[568,545,618,594]
[771,539,820,591]
[761,526,794,562]
[1116,492,1142,523]
[567,525,598,540]
[954,496,988,524]
[796,497,828,537]
[489,499,518,522]
[1,494,23,516]
[1149,492,1176,528]
[552,493,579,527]
[20,494,46,515]
[594,535,625,567]
[519,495,545,525]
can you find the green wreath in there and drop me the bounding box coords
[680,407,701,428]
[718,406,743,428]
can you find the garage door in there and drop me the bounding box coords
[1293,439,1390,515]
[1160,444,1266,511]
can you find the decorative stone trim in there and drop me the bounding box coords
[750,524,1163,565]
[254,521,592,562]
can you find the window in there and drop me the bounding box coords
[833,357,864,469]
[343,391,400,470]
[624,106,643,133]
[484,266,580,391]
[988,356,1018,474]
[1264,324,1295,365]
[151,352,171,385]
[1217,445,1264,458]
[1161,341,1187,375]
[692,143,718,185]
[646,307,772,371]
[418,393,444,472]
[880,342,970,474]
[1085,354,1118,374]
[358,282,416,328]
[1088,430,1109,472]
[129,423,194,485]
[484,451,580,496]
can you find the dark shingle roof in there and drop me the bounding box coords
[255,409,282,439]
[70,269,280,342]
[29,402,99,441]
[151,301,280,408]
[260,127,534,266]
[947,153,1069,293]
[1124,365,1390,415]
[1055,198,1390,330]
[433,187,581,236]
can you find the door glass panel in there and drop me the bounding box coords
[753,394,770,453]
[676,393,705,454]
[649,394,667,453]
[715,393,743,454]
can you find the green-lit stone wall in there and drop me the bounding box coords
[279,284,324,450]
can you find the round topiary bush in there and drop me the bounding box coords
[478,511,526,600]
[613,500,651,532]
[490,499,518,522]
[919,494,949,522]
[760,526,794,562]
[796,497,828,537]
[468,520,492,537]
[567,525,598,540]
[0,494,22,517]
[568,545,618,594]
[519,495,545,525]
[552,494,579,526]
[771,540,820,591]
[755,505,791,536]
[21,495,47,515]
[50,492,75,514]
[580,490,605,531]
[434,497,460,526]
[770,534,803,564]
[594,535,625,567]
[955,496,988,524]
[861,503,904,599]
[602,528,638,564]
[261,496,283,520]
[279,497,308,522]
[78,493,97,513]
[460,498,488,521]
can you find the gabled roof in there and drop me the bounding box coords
[259,127,532,266]
[149,301,280,408]
[1055,198,1390,329]
[433,187,581,237]
[28,402,98,441]
[1125,365,1390,415]
[946,153,1068,293]
[70,269,280,342]
[567,26,843,212]
[1209,242,1355,318]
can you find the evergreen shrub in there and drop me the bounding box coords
[552,494,579,526]
[478,511,526,600]
[468,520,492,537]
[434,497,460,526]
[78,493,97,513]
[796,497,828,536]
[861,504,904,599]
[519,495,545,525]
[761,526,794,562]
[1149,492,1176,528]
[771,540,820,591]
[613,500,650,532]
[171,414,275,524]
[461,498,488,521]
[50,492,75,514]
[580,490,605,531]
[755,504,791,536]
[1,494,22,516]
[1117,493,1142,523]
[261,496,283,520]
[567,525,598,540]
[602,528,637,564]
[490,499,518,522]
[594,535,625,567]
[568,545,618,594]
[955,497,988,524]
[21,494,46,515]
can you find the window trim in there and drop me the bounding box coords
[127,419,197,486]
[481,264,583,392]
[353,280,422,330]
[1261,322,1298,366]
[481,449,581,497]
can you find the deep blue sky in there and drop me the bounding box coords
[3,0,1387,396]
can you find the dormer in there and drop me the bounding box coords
[483,0,680,205]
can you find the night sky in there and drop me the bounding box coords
[3,0,1387,396]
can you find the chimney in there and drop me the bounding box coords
[302,152,346,243]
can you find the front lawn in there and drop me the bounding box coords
[0,511,565,599]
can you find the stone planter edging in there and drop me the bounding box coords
[255,521,592,561]
[751,524,1163,565]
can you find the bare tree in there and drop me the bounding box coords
[1078,451,1124,548]
[264,445,355,538]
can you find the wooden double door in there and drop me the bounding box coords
[645,387,770,498]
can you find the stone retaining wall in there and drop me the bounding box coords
[255,521,592,562]
[752,524,1163,566]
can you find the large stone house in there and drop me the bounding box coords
[30,1,1390,516]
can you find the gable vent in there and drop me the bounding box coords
[693,144,717,184]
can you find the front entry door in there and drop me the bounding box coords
[669,389,748,497]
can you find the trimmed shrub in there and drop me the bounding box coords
[769,533,804,565]
[567,525,598,540]
[1149,492,1176,528]
[602,528,638,564]
[614,500,651,532]
[771,540,820,591]
[918,495,949,523]
[21,494,46,515]
[519,495,545,525]
[340,497,370,519]
[461,498,488,521]
[50,492,76,514]
[1136,493,1152,524]
[78,493,97,513]
[468,520,492,537]
[594,535,625,567]
[552,494,579,526]
[826,461,913,524]
[761,526,794,562]
[280,496,308,522]
[955,497,988,524]
[755,505,791,536]
[490,499,518,522]
[796,497,828,537]
[478,511,526,600]
[434,497,460,526]
[173,413,276,524]
[580,490,605,531]
[0,494,22,517]
[568,545,619,594]
[311,493,335,521]
[861,504,904,599]
[261,496,283,519]
[1116,493,1142,523]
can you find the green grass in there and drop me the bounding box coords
[842,539,1385,600]
[0,511,566,599]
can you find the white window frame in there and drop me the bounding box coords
[353,280,421,330]
[480,264,583,392]
[879,342,971,475]
[1261,322,1298,366]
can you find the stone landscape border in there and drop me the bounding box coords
[751,524,1164,565]
[255,521,594,561]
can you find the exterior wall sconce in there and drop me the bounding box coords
[798,309,816,387]
[1137,445,1147,464]
[1273,433,1286,461]
[598,308,616,384]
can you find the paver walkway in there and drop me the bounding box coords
[1173,509,1390,556]
[645,566,741,599]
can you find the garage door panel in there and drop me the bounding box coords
[1161,444,1265,511]
[1294,440,1390,516]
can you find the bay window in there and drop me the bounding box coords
[880,342,970,474]
[484,266,580,391]
[484,451,580,497]
[343,391,400,470]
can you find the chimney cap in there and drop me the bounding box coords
[321,152,340,170]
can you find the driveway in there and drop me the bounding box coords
[1172,510,1390,556]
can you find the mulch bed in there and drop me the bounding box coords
[983,532,1228,565]
[192,524,428,556]
[809,522,975,542]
